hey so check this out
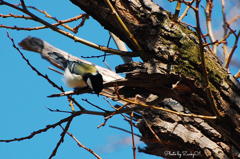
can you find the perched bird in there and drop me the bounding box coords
[48,52,103,96]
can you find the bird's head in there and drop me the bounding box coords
[83,72,103,96]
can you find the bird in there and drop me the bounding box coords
[48,52,103,96]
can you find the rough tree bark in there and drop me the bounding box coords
[68,0,240,158]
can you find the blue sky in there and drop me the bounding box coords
[0,0,239,159]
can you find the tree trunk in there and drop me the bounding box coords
[70,0,240,158]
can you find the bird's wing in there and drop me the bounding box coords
[68,61,97,76]
[48,52,68,68]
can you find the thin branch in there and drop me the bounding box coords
[228,15,240,25]
[81,53,112,59]
[0,13,31,19]
[16,3,89,33]
[49,117,73,159]
[110,32,132,64]
[48,67,64,75]
[1,0,139,57]
[221,0,228,59]
[217,31,232,46]
[169,0,198,12]
[45,106,72,113]
[20,0,27,10]
[82,98,109,112]
[203,0,217,55]
[97,102,130,128]
[68,98,75,111]
[225,29,240,68]
[0,23,65,31]
[103,34,112,62]
[130,95,138,159]
[114,84,217,119]
[0,13,91,33]
[60,125,102,159]
[194,1,224,118]
[103,0,149,61]
[0,112,80,143]
[103,97,132,124]
[173,1,181,21]
[142,115,166,148]
[0,105,147,143]
[109,125,141,138]
[234,70,240,79]
[82,106,146,117]
[200,31,214,54]
[179,0,195,22]
[104,61,113,71]
[73,14,90,33]
[203,40,218,47]
[202,31,230,47]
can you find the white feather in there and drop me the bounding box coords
[86,78,93,89]
[63,68,87,88]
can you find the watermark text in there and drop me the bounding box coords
[164,151,201,158]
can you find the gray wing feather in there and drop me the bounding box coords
[48,52,68,68]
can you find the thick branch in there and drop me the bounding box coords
[69,0,240,158]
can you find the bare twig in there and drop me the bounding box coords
[49,117,73,159]
[68,98,75,111]
[103,97,131,123]
[142,115,165,148]
[234,70,240,79]
[97,102,129,128]
[48,67,64,75]
[114,84,217,119]
[217,31,232,46]
[82,98,109,112]
[81,54,112,59]
[0,112,80,143]
[173,1,181,21]
[203,0,217,55]
[130,95,138,159]
[73,14,90,33]
[20,0,27,10]
[179,0,195,22]
[1,1,139,57]
[0,6,85,33]
[17,3,88,33]
[0,13,31,19]
[194,1,224,118]
[225,24,240,68]
[221,0,228,59]
[46,106,72,113]
[110,32,132,64]
[109,125,141,137]
[169,0,197,11]
[103,0,149,61]
[228,15,240,25]
[60,125,102,159]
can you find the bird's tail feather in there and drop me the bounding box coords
[48,52,68,68]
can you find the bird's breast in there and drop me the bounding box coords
[63,68,87,88]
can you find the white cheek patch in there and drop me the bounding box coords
[86,78,93,89]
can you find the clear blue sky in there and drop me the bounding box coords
[0,0,239,159]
